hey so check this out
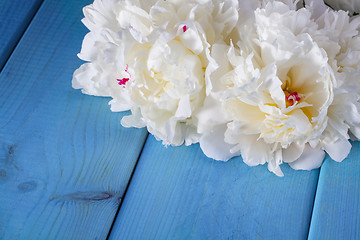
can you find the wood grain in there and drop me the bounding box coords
[0,0,147,239]
[109,135,319,240]
[0,0,43,70]
[308,141,360,239]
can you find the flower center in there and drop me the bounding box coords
[284,90,303,107]
[182,25,188,32]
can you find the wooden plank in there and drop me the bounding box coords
[0,0,148,239]
[308,141,360,239]
[0,0,43,70]
[109,135,319,240]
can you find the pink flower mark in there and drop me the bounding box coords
[117,65,131,88]
[183,25,188,32]
[117,77,129,86]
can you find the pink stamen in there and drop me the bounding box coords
[183,25,188,32]
[285,92,302,107]
[117,65,131,88]
[117,78,129,86]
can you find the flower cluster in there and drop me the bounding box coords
[73,0,360,176]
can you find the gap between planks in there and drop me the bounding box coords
[0,0,45,73]
[106,132,149,240]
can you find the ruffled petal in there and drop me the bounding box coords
[289,145,325,170]
[268,150,284,177]
[197,93,230,133]
[282,142,305,163]
[109,99,131,112]
[121,108,146,128]
[323,137,352,162]
[226,133,270,166]
[199,125,238,161]
[305,0,328,19]
[72,63,111,96]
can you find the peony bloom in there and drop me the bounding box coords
[198,0,360,176]
[73,0,360,176]
[73,0,239,146]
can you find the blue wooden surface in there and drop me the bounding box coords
[1,0,360,239]
[0,0,43,70]
[0,0,147,239]
[109,135,319,239]
[308,141,360,239]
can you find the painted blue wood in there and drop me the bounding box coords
[0,0,43,70]
[109,135,319,240]
[0,0,148,239]
[308,141,360,239]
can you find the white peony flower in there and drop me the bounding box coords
[198,0,360,176]
[73,0,240,146]
[310,0,360,159]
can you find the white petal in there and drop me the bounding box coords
[174,94,192,118]
[164,95,192,145]
[210,42,232,92]
[109,99,131,112]
[121,108,146,128]
[268,149,284,177]
[204,47,218,95]
[164,118,183,146]
[282,142,305,163]
[305,0,328,19]
[184,126,200,146]
[261,64,286,109]
[78,32,100,61]
[199,125,238,161]
[226,132,270,166]
[289,144,325,170]
[117,6,152,36]
[178,24,204,55]
[212,0,239,38]
[196,93,229,134]
[82,5,112,31]
[323,137,352,162]
[72,63,111,96]
[225,98,265,133]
